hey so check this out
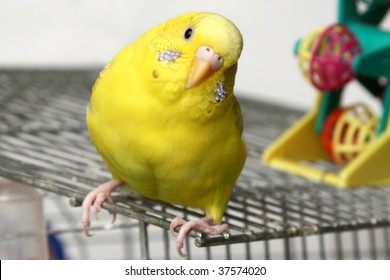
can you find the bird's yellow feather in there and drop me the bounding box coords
[87,12,247,224]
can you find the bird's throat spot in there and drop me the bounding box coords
[216,82,227,102]
[152,69,159,79]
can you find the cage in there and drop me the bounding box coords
[0,69,389,259]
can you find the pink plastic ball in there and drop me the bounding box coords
[309,24,362,91]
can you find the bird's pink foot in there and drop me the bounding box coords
[82,179,124,236]
[169,216,229,257]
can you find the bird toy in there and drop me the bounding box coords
[296,27,324,83]
[321,104,378,165]
[264,0,390,187]
[309,23,362,91]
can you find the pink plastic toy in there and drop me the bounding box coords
[309,24,362,91]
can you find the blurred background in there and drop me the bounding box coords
[2,0,388,109]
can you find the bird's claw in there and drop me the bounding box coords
[176,242,188,258]
[94,209,101,221]
[81,180,123,237]
[82,220,93,237]
[169,216,229,258]
[169,216,186,236]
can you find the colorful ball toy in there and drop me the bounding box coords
[321,104,377,165]
[297,23,362,91]
[297,27,325,83]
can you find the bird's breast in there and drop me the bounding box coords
[88,96,245,205]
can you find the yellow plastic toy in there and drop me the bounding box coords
[263,0,390,187]
[297,27,325,83]
[263,94,390,187]
[322,104,378,166]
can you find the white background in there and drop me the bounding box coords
[0,0,389,109]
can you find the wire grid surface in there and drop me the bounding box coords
[1,69,390,260]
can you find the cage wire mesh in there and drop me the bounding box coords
[0,69,390,259]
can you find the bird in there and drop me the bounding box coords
[83,11,247,257]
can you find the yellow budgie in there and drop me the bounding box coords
[83,11,247,256]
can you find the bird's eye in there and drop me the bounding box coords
[183,27,194,41]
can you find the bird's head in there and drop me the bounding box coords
[139,12,243,103]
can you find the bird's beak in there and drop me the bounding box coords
[186,46,224,89]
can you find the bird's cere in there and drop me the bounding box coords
[216,81,227,102]
[186,46,223,88]
[158,50,181,62]
[195,46,224,71]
